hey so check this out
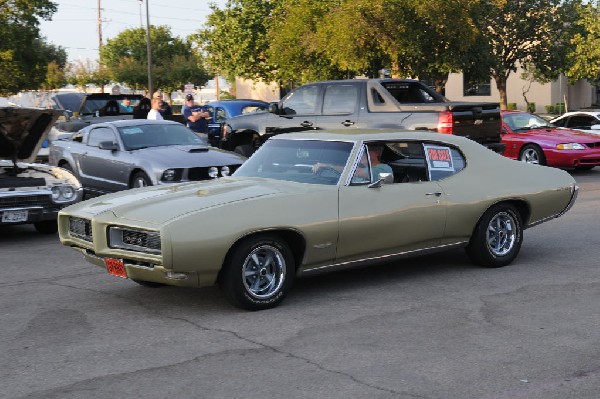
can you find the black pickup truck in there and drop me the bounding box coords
[220,79,504,156]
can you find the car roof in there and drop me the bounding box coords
[82,119,184,130]
[554,111,600,118]
[270,130,477,146]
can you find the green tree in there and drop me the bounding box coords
[565,1,600,84]
[0,0,67,95]
[470,0,579,109]
[100,26,210,94]
[193,0,281,83]
[43,60,67,90]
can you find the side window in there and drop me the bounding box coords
[423,144,466,181]
[87,127,116,148]
[553,118,567,127]
[322,84,358,115]
[281,85,319,115]
[351,147,371,185]
[215,107,227,123]
[569,115,594,129]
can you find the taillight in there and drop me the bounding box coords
[437,111,453,134]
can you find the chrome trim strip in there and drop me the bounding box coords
[299,241,468,276]
[0,190,50,198]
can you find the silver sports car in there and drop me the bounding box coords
[58,131,578,310]
[49,119,246,196]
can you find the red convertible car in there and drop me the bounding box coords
[501,110,600,170]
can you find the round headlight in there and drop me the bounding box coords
[62,186,75,200]
[208,166,218,178]
[162,169,176,181]
[221,166,230,176]
[51,186,61,200]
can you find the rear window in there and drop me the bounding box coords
[380,82,443,104]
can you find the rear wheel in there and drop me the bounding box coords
[219,234,294,310]
[466,204,523,268]
[519,144,546,165]
[34,220,58,234]
[130,171,151,188]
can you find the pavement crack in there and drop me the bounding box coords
[47,280,424,398]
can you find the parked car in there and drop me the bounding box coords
[549,110,600,135]
[501,110,600,170]
[58,131,577,310]
[49,119,246,197]
[0,107,83,233]
[54,93,146,133]
[204,99,270,146]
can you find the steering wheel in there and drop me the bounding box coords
[315,165,342,178]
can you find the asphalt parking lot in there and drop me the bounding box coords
[1,169,599,399]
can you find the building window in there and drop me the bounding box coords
[463,73,491,96]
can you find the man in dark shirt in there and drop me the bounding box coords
[182,94,211,136]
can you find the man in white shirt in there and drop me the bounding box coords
[147,97,164,120]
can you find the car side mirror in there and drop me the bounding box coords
[98,141,119,151]
[268,103,279,114]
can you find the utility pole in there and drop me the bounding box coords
[97,0,104,93]
[145,0,153,96]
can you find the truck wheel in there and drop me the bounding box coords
[466,204,523,268]
[234,144,254,157]
[219,234,294,310]
[34,220,58,234]
[130,172,151,188]
[519,144,546,165]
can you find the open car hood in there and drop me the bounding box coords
[0,107,62,164]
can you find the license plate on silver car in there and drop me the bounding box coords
[2,210,28,223]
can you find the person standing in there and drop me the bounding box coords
[147,97,164,120]
[182,94,211,137]
[153,91,172,116]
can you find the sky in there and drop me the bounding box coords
[39,0,228,62]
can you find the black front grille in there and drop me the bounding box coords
[587,142,600,149]
[122,230,161,252]
[0,194,52,209]
[69,217,92,242]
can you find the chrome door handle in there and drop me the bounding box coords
[425,192,442,197]
[300,121,313,127]
[342,120,355,127]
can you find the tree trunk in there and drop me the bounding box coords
[493,74,508,110]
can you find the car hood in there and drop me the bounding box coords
[515,127,600,143]
[134,145,246,167]
[66,177,320,225]
[0,107,63,164]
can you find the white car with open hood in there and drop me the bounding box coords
[0,107,83,233]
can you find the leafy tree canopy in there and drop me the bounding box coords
[0,0,67,95]
[565,1,600,83]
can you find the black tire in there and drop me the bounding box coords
[34,220,58,234]
[234,144,254,157]
[60,163,73,173]
[466,204,523,268]
[132,279,166,288]
[519,144,546,165]
[130,171,152,188]
[219,234,294,310]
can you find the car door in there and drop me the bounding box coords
[336,142,447,265]
[78,126,130,193]
[270,84,320,133]
[315,83,361,130]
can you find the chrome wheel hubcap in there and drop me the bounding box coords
[486,212,517,256]
[521,149,540,164]
[242,245,285,299]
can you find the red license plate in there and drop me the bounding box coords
[105,258,127,278]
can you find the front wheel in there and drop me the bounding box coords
[130,171,152,188]
[219,234,294,310]
[466,204,523,268]
[519,144,546,165]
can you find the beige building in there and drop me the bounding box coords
[438,70,597,113]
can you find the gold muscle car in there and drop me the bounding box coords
[57,131,578,310]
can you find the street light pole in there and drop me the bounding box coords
[138,0,143,28]
[144,0,153,96]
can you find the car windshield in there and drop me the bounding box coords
[504,112,554,131]
[117,123,207,150]
[80,96,142,115]
[233,139,354,185]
